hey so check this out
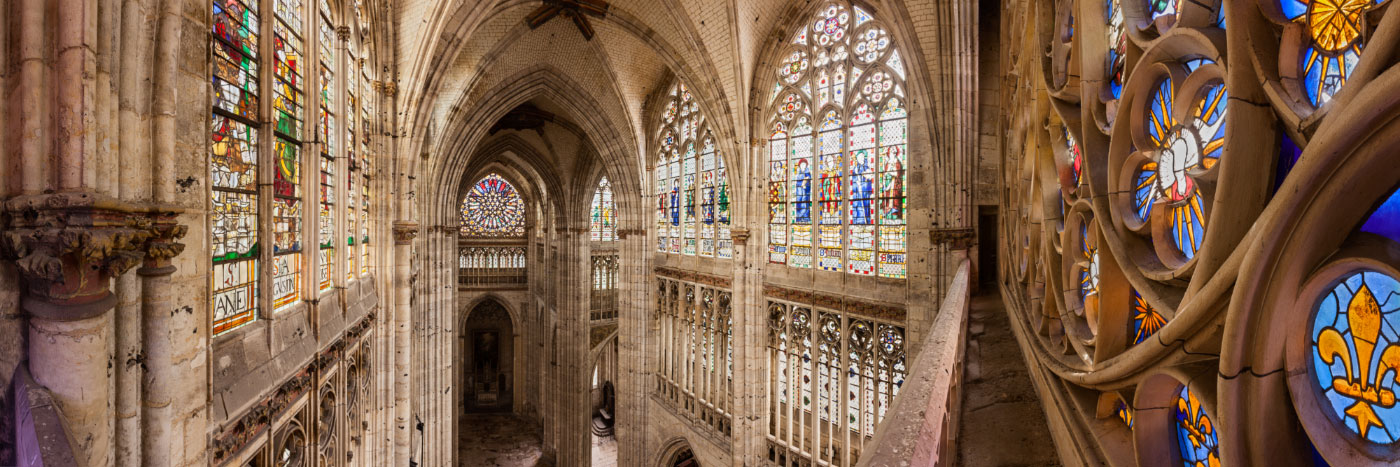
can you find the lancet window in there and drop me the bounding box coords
[591,177,617,242]
[764,2,909,278]
[211,0,378,335]
[655,83,732,259]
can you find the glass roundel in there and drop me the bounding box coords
[1175,385,1220,467]
[1311,269,1400,444]
[461,173,525,237]
[1277,0,1386,106]
[1129,70,1226,262]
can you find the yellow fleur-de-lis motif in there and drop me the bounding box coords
[1316,284,1400,438]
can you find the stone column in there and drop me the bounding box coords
[3,193,158,467]
[138,210,190,467]
[727,228,764,466]
[557,225,591,466]
[391,222,417,466]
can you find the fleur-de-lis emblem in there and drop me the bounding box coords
[1175,386,1219,467]
[1316,283,1400,438]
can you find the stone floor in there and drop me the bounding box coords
[957,292,1062,467]
[590,433,618,467]
[458,414,547,466]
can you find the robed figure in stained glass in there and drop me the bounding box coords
[793,158,812,223]
[850,152,874,225]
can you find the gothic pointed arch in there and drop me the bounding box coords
[756,1,911,278]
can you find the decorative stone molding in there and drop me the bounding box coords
[0,192,185,319]
[392,222,420,245]
[337,26,351,41]
[763,284,906,322]
[383,81,397,97]
[654,267,731,288]
[729,228,750,245]
[210,313,376,465]
[929,228,976,249]
[140,208,189,275]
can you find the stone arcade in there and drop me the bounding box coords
[1,0,1399,466]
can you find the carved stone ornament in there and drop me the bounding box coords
[383,81,398,97]
[730,228,750,245]
[1,192,185,319]
[930,228,977,249]
[392,222,420,245]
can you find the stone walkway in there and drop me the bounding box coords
[590,433,618,467]
[956,292,1062,467]
[457,414,548,466]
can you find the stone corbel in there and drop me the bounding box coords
[930,228,977,250]
[139,207,189,276]
[730,228,750,245]
[393,222,420,245]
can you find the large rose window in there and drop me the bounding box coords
[1119,63,1227,268]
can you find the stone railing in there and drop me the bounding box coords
[857,259,970,467]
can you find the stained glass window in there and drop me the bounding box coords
[1310,269,1400,444]
[211,0,262,334]
[345,44,359,282]
[1130,290,1165,345]
[1278,0,1384,106]
[655,83,733,258]
[591,177,616,241]
[317,0,336,292]
[1129,74,1226,261]
[1174,386,1220,467]
[272,138,303,309]
[360,59,372,275]
[766,2,908,278]
[462,174,526,237]
[1104,0,1126,103]
[211,115,260,334]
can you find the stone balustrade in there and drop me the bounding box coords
[857,259,970,467]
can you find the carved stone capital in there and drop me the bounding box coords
[337,26,352,41]
[730,228,751,245]
[140,208,189,275]
[383,81,398,97]
[392,222,420,245]
[2,193,162,319]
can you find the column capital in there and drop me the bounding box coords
[337,26,352,41]
[392,222,420,245]
[139,207,189,276]
[730,228,750,245]
[1,192,186,319]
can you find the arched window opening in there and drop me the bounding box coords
[590,255,619,320]
[591,176,616,241]
[765,1,908,279]
[458,173,528,287]
[655,83,733,259]
[461,173,526,237]
[211,0,379,335]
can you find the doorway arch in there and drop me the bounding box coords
[656,438,700,467]
[462,298,516,412]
